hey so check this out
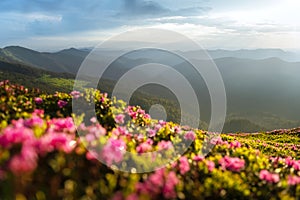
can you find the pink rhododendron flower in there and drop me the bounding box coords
[163,171,179,198]
[270,157,284,165]
[148,169,165,188]
[112,126,129,136]
[259,170,280,183]
[193,155,204,162]
[85,133,95,143]
[0,126,35,148]
[38,132,75,154]
[158,120,166,126]
[126,194,139,200]
[34,97,43,104]
[146,138,153,145]
[219,156,245,172]
[184,131,196,141]
[229,141,241,148]
[147,129,156,137]
[157,140,173,150]
[287,175,300,185]
[293,160,300,171]
[57,100,68,108]
[144,113,151,119]
[136,169,179,199]
[115,114,125,124]
[9,144,38,175]
[33,109,44,117]
[86,150,98,161]
[126,106,137,119]
[210,136,226,145]
[24,115,44,128]
[154,124,162,131]
[85,124,106,140]
[70,90,81,99]
[174,126,181,133]
[179,156,190,175]
[49,117,75,132]
[137,134,145,142]
[285,156,294,166]
[286,157,300,170]
[206,160,215,172]
[101,138,126,166]
[90,117,97,123]
[136,142,152,153]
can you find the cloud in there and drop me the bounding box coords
[121,0,169,16]
[1,0,299,50]
[0,0,212,37]
[118,0,211,18]
[173,6,211,16]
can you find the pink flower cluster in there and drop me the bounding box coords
[270,156,284,163]
[178,156,190,175]
[101,138,126,166]
[100,92,108,102]
[111,127,128,137]
[24,114,44,128]
[229,141,242,148]
[287,175,300,185]
[210,136,228,145]
[191,155,215,172]
[285,157,300,171]
[37,131,75,155]
[0,122,35,148]
[0,115,77,175]
[126,106,150,120]
[136,139,153,154]
[259,170,280,183]
[115,114,125,124]
[34,97,43,104]
[48,117,76,132]
[70,90,81,99]
[219,156,245,172]
[206,160,215,172]
[9,144,37,175]
[57,100,68,108]
[147,128,156,137]
[193,155,205,162]
[184,131,196,141]
[157,140,174,151]
[136,168,179,199]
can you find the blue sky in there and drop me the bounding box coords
[0,0,299,51]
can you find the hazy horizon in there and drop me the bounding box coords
[1,44,300,54]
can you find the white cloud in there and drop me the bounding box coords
[1,12,62,23]
[25,13,62,22]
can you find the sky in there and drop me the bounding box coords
[0,0,300,51]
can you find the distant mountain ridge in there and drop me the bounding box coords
[0,46,299,76]
[183,49,300,62]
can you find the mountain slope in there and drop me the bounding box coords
[0,46,69,72]
[0,46,88,73]
[0,59,77,93]
[43,48,89,74]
